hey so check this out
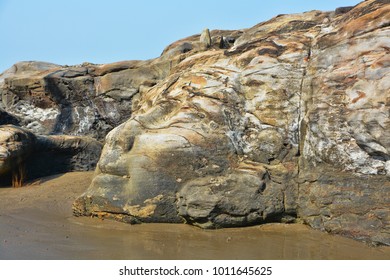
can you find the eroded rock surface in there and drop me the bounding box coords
[297,0,390,245]
[0,60,170,140]
[0,125,35,179]
[0,30,243,140]
[0,125,102,186]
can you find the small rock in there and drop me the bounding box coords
[200,28,211,48]
[335,6,354,15]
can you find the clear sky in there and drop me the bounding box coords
[0,0,362,73]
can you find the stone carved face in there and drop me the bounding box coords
[74,4,390,240]
[75,52,302,227]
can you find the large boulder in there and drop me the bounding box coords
[73,0,390,245]
[0,125,36,179]
[0,125,102,187]
[0,60,170,140]
[72,6,326,226]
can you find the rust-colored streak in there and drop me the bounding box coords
[190,76,207,87]
[351,91,366,104]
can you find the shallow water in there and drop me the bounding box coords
[0,172,389,260]
[1,215,390,260]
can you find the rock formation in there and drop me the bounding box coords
[1,0,389,245]
[0,125,102,187]
[0,60,172,140]
[200,28,212,49]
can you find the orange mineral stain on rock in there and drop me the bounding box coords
[351,91,366,104]
[371,57,390,69]
[190,75,207,87]
[125,204,157,218]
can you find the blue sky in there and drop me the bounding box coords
[0,0,362,73]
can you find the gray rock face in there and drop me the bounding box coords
[297,0,390,245]
[0,125,102,187]
[0,60,171,140]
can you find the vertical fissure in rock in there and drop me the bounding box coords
[297,45,311,158]
[295,38,314,205]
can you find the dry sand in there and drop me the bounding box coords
[0,172,389,260]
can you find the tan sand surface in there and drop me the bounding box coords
[1,172,389,260]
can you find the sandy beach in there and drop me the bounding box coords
[0,172,389,260]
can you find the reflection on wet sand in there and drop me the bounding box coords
[64,219,390,260]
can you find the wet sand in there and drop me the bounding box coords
[0,172,389,260]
